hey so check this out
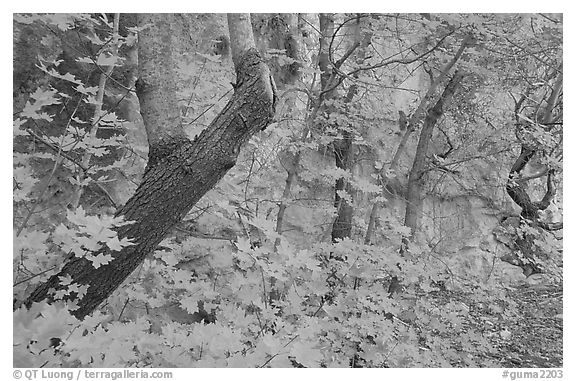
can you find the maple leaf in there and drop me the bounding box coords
[290,341,323,367]
[180,295,201,315]
[87,253,114,269]
[32,303,78,347]
[44,14,77,31]
[74,84,99,95]
[106,236,134,251]
[154,250,179,267]
[235,237,253,253]
[58,275,74,286]
[96,53,121,67]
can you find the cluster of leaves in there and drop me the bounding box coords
[13,13,561,368]
[493,218,562,278]
[14,14,143,300]
[14,207,133,305]
[53,207,134,268]
[15,215,516,367]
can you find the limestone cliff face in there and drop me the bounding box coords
[280,140,534,281]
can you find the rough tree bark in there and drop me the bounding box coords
[404,70,464,233]
[24,13,277,319]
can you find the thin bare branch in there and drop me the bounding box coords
[347,30,455,77]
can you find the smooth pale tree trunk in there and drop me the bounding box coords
[404,71,464,233]
[24,13,277,320]
[136,14,189,171]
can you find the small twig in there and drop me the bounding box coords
[383,341,399,363]
[260,268,268,309]
[173,226,235,241]
[538,13,560,24]
[486,245,498,282]
[312,300,325,317]
[244,151,256,207]
[184,89,233,126]
[118,297,131,320]
[17,136,65,236]
[328,14,366,69]
[182,58,207,118]
[258,335,300,368]
[72,13,121,210]
[253,303,266,339]
[236,211,251,241]
[347,30,455,77]
[335,41,360,69]
[26,127,117,207]
[13,265,58,287]
[16,93,84,237]
[26,128,88,171]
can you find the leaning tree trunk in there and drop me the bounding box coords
[404,70,464,233]
[24,13,276,320]
[365,35,471,244]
